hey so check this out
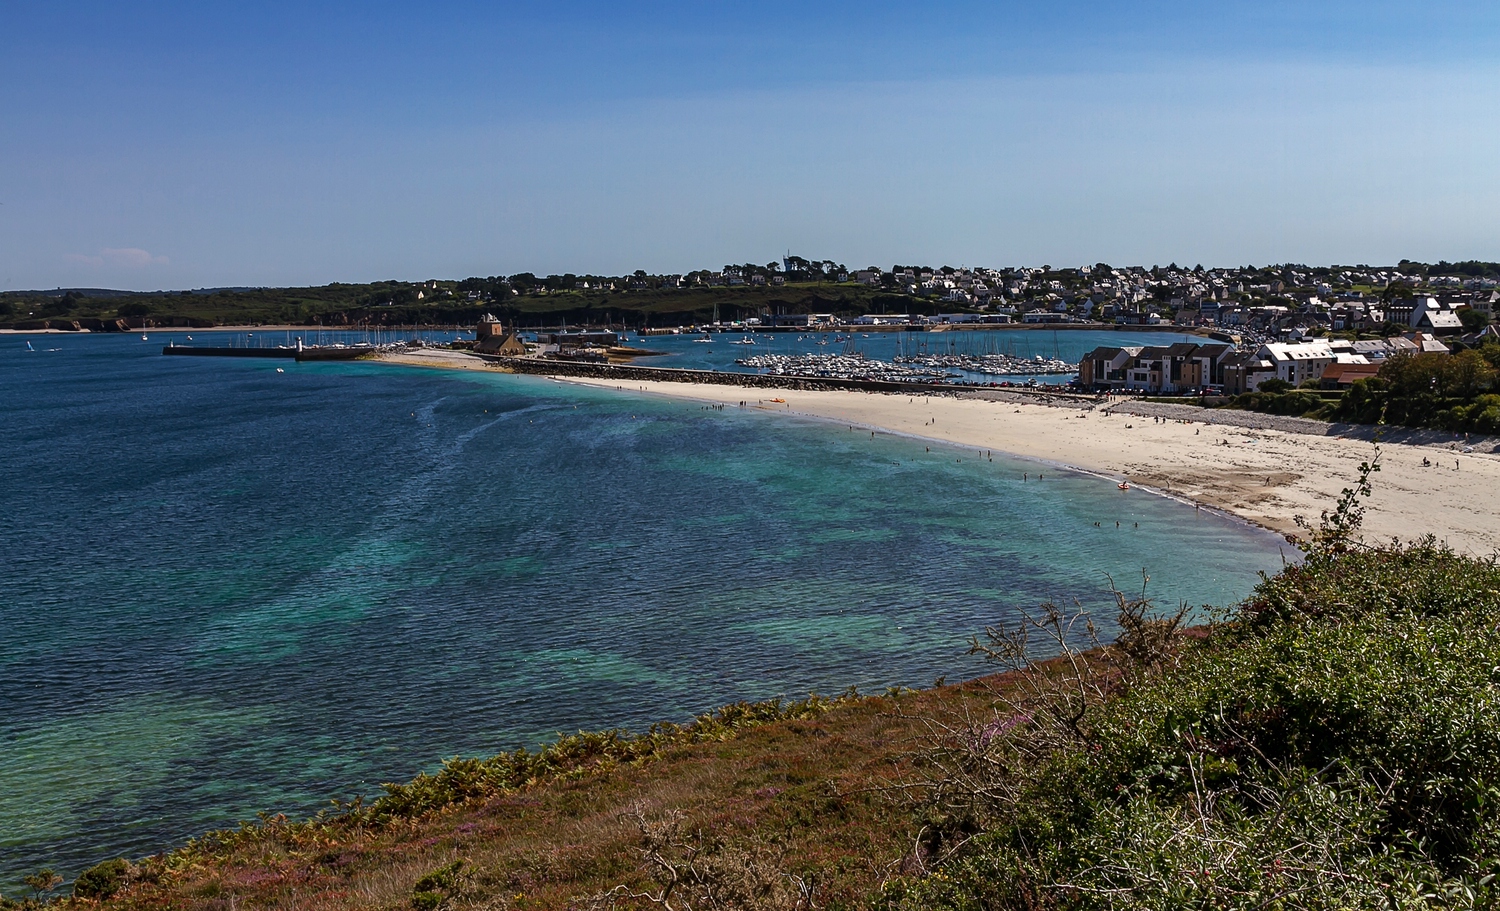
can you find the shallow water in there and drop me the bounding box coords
[0,333,1287,887]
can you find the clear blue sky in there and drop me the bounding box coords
[2,1,1497,290]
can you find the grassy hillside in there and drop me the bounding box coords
[0,283,919,331]
[13,456,1500,910]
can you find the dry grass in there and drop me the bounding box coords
[87,684,1002,911]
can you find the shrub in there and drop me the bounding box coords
[885,460,1500,909]
[72,858,129,899]
[1232,389,1325,417]
[410,860,465,909]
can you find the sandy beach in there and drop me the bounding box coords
[373,349,1500,556]
[565,379,1500,557]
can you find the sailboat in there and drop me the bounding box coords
[26,340,35,351]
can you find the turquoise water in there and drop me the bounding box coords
[0,332,1288,888]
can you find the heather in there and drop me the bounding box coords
[882,461,1500,910]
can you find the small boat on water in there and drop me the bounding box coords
[25,341,35,351]
[1118,482,1131,490]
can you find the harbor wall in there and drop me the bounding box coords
[162,346,374,361]
[163,346,296,359]
[492,356,975,394]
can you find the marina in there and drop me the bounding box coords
[733,351,958,382]
[892,352,1076,376]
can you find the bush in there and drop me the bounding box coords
[885,464,1500,910]
[1231,389,1326,417]
[410,860,465,909]
[1332,376,1388,424]
[72,858,129,899]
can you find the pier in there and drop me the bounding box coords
[162,342,375,361]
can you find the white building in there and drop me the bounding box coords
[1256,341,1336,389]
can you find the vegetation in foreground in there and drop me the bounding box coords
[10,455,1500,910]
[881,457,1500,910]
[5,688,971,910]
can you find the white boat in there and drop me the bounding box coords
[733,337,755,345]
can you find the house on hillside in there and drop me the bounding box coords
[1403,331,1451,354]
[1411,297,1465,334]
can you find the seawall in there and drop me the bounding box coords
[492,356,955,394]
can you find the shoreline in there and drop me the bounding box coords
[552,377,1500,557]
[369,349,1500,555]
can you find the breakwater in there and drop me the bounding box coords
[493,355,959,393]
[163,344,375,361]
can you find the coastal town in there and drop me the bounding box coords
[449,268,1498,402]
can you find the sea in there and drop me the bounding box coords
[0,329,1287,889]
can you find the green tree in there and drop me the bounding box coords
[23,868,63,900]
[1458,306,1489,331]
